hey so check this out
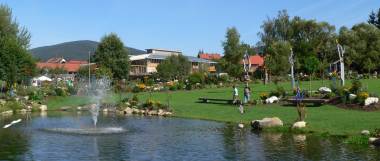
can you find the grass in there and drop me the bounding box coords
[44,79,380,136]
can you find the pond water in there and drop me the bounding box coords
[0,112,379,161]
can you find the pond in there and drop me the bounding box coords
[0,112,379,160]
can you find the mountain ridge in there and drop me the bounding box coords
[29,40,146,61]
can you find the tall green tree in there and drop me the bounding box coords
[93,33,130,80]
[0,4,36,88]
[221,27,244,78]
[368,8,380,29]
[338,23,380,74]
[259,10,335,77]
[156,54,191,81]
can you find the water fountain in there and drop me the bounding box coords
[43,77,127,135]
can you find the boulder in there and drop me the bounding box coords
[361,130,370,136]
[364,97,379,106]
[124,107,133,114]
[0,99,6,105]
[158,109,165,116]
[251,117,283,130]
[163,112,173,116]
[349,94,357,101]
[102,108,108,113]
[39,105,47,111]
[1,110,13,116]
[23,96,29,100]
[77,106,82,111]
[265,96,279,104]
[132,108,140,114]
[369,137,380,146]
[238,123,244,129]
[60,106,71,111]
[318,87,332,94]
[148,110,158,115]
[292,121,306,129]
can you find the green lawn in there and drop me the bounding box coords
[45,79,380,136]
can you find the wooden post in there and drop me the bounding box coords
[337,42,345,86]
[289,48,295,89]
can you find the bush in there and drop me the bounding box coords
[130,95,139,106]
[176,82,185,90]
[169,85,177,91]
[260,92,268,100]
[270,86,286,97]
[28,89,44,101]
[350,79,362,94]
[357,91,369,105]
[4,100,23,112]
[218,74,229,83]
[55,87,66,97]
[132,86,141,93]
[67,86,77,95]
[188,72,204,85]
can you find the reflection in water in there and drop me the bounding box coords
[0,129,29,160]
[0,113,380,160]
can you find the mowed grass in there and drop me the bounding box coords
[45,79,380,135]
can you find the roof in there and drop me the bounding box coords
[198,53,221,60]
[37,60,89,72]
[241,55,264,66]
[130,54,216,64]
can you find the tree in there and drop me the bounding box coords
[93,33,130,80]
[368,8,380,29]
[221,27,244,78]
[156,54,191,81]
[259,10,336,78]
[0,4,36,88]
[338,23,380,74]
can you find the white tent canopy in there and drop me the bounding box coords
[36,76,52,82]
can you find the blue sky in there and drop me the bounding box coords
[2,0,380,56]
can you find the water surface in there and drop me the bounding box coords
[0,112,379,160]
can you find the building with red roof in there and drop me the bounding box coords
[197,53,221,60]
[37,57,90,74]
[240,55,264,72]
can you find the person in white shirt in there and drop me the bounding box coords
[233,85,238,104]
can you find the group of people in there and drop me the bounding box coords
[232,85,251,104]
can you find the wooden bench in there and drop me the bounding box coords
[285,98,329,106]
[198,97,238,104]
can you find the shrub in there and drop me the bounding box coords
[260,92,268,100]
[350,79,362,94]
[55,87,66,97]
[169,85,177,91]
[176,82,185,90]
[323,92,336,99]
[270,86,286,97]
[4,100,23,112]
[356,91,369,104]
[132,86,141,93]
[143,99,155,110]
[28,89,44,101]
[218,74,229,83]
[130,95,139,106]
[67,86,77,95]
[188,72,204,85]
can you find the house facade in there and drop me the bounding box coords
[130,49,217,76]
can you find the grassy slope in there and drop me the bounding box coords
[45,79,380,135]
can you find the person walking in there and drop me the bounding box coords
[232,85,239,104]
[243,86,251,104]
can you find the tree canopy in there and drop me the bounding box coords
[368,8,380,29]
[0,4,36,87]
[93,33,130,80]
[156,54,191,81]
[221,27,244,78]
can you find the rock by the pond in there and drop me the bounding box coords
[369,137,380,146]
[319,87,332,93]
[132,108,140,114]
[158,109,165,116]
[163,112,173,116]
[361,130,370,135]
[1,110,13,116]
[103,108,108,113]
[77,106,82,110]
[60,106,71,111]
[0,99,6,105]
[20,109,27,114]
[148,110,158,115]
[265,96,279,104]
[349,94,357,101]
[251,117,283,130]
[238,123,244,129]
[124,107,133,114]
[39,105,47,111]
[292,121,306,129]
[364,97,379,106]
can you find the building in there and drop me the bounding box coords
[37,57,92,74]
[198,53,221,60]
[130,49,217,76]
[241,55,264,72]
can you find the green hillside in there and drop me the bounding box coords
[29,40,146,61]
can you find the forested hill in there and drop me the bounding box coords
[29,40,146,61]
